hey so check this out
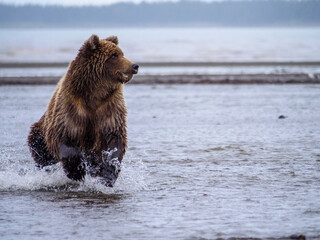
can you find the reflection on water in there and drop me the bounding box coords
[0,84,320,239]
[52,192,126,209]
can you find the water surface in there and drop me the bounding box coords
[1,27,320,62]
[0,84,320,239]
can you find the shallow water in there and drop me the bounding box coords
[1,28,320,77]
[1,27,320,62]
[1,84,320,239]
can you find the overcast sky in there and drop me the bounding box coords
[0,0,185,6]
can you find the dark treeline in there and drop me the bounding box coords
[1,0,320,27]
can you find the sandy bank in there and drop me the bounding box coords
[1,74,320,85]
[1,61,320,68]
[1,61,319,85]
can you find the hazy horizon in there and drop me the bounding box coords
[1,0,320,27]
[1,0,316,7]
[1,0,179,7]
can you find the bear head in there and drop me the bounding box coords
[72,34,139,87]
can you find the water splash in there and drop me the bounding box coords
[0,150,147,194]
[0,163,72,191]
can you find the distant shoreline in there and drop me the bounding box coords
[1,24,320,29]
[1,61,320,85]
[1,61,320,68]
[1,74,319,85]
[1,1,320,28]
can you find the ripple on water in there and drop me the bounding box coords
[1,84,320,239]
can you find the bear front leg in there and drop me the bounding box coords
[28,120,58,168]
[86,135,125,187]
[59,143,85,181]
[99,145,122,187]
[100,134,126,187]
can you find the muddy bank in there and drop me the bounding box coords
[1,61,319,85]
[1,73,320,85]
[217,235,307,240]
[1,61,320,68]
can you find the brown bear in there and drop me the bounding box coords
[27,34,139,187]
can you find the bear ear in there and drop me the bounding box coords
[87,34,100,50]
[105,35,119,45]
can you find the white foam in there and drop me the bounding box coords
[75,157,148,194]
[0,154,148,194]
[0,163,71,191]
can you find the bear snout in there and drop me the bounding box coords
[132,64,139,74]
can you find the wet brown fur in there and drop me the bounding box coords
[28,35,137,185]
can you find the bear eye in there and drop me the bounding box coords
[111,53,118,59]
